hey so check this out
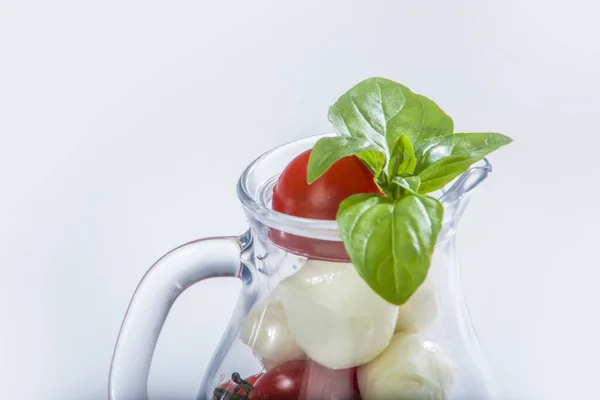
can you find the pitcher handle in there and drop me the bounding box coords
[108,234,249,400]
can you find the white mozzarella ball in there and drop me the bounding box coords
[358,332,456,400]
[395,277,439,333]
[278,259,398,369]
[239,289,306,364]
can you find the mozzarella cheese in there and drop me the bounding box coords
[278,259,398,369]
[358,332,456,400]
[395,277,439,333]
[239,289,306,364]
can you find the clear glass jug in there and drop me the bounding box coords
[109,133,497,400]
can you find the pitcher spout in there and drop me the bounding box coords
[435,158,492,235]
[439,158,492,205]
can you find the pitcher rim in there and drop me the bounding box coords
[236,133,491,241]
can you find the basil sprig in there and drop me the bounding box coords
[307,77,512,305]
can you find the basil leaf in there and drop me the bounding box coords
[307,136,380,183]
[336,193,443,305]
[328,78,453,152]
[357,150,386,175]
[388,135,417,177]
[387,93,454,146]
[391,176,421,194]
[415,132,513,193]
[376,176,420,199]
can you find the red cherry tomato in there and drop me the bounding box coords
[351,367,360,394]
[218,373,262,395]
[272,150,380,220]
[249,360,359,400]
[270,149,380,261]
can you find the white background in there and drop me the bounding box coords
[1,1,599,399]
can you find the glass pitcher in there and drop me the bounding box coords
[109,133,498,400]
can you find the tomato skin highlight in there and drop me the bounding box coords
[270,150,380,261]
[272,150,380,220]
[249,360,360,400]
